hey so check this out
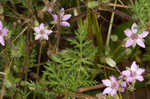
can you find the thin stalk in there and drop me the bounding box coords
[55,13,61,53]
[33,41,43,99]
[23,26,30,93]
[105,0,118,52]
[36,41,44,79]
[119,91,122,99]
[104,0,117,80]
[1,47,9,99]
[23,46,29,92]
[104,66,107,78]
[111,42,123,57]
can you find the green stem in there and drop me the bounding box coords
[1,47,9,99]
[55,10,61,53]
[105,0,118,53]
[36,41,44,80]
[119,91,122,99]
[111,43,123,57]
[33,41,44,99]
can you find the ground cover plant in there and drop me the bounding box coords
[0,0,150,99]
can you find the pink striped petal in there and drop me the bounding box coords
[137,68,145,75]
[52,14,58,21]
[40,23,45,30]
[131,23,138,33]
[43,34,48,40]
[45,30,53,35]
[136,39,145,48]
[122,70,130,76]
[62,14,71,21]
[110,76,117,82]
[0,21,3,30]
[138,31,149,38]
[2,28,8,35]
[102,79,111,86]
[124,29,132,37]
[103,87,112,94]
[136,75,144,82]
[131,61,138,72]
[121,82,126,87]
[35,34,41,40]
[110,89,117,96]
[34,27,40,33]
[126,77,134,82]
[60,8,65,16]
[61,21,70,27]
[0,36,5,46]
[125,38,134,48]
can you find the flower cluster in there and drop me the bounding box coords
[102,61,145,96]
[124,23,149,48]
[0,20,8,46]
[52,8,71,27]
[33,8,72,41]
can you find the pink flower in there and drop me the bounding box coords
[34,23,53,40]
[122,61,145,83]
[48,8,53,13]
[120,81,126,92]
[124,23,149,48]
[0,20,8,46]
[102,76,119,96]
[52,8,71,27]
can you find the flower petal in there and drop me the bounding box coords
[2,28,8,36]
[121,88,125,92]
[131,23,138,33]
[0,21,3,30]
[121,81,126,87]
[125,38,134,48]
[110,76,117,82]
[137,68,145,75]
[138,31,149,38]
[136,75,144,82]
[122,70,130,76]
[124,29,132,37]
[43,34,48,40]
[35,34,41,40]
[52,14,58,21]
[45,30,53,35]
[48,8,53,13]
[0,36,5,46]
[103,87,112,94]
[136,39,145,48]
[126,77,134,82]
[40,23,45,30]
[102,79,111,86]
[60,8,65,16]
[61,21,70,27]
[110,89,117,96]
[34,27,40,33]
[131,61,138,72]
[62,14,71,21]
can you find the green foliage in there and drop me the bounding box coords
[0,0,150,98]
[131,0,150,29]
[42,25,97,97]
[87,1,99,8]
